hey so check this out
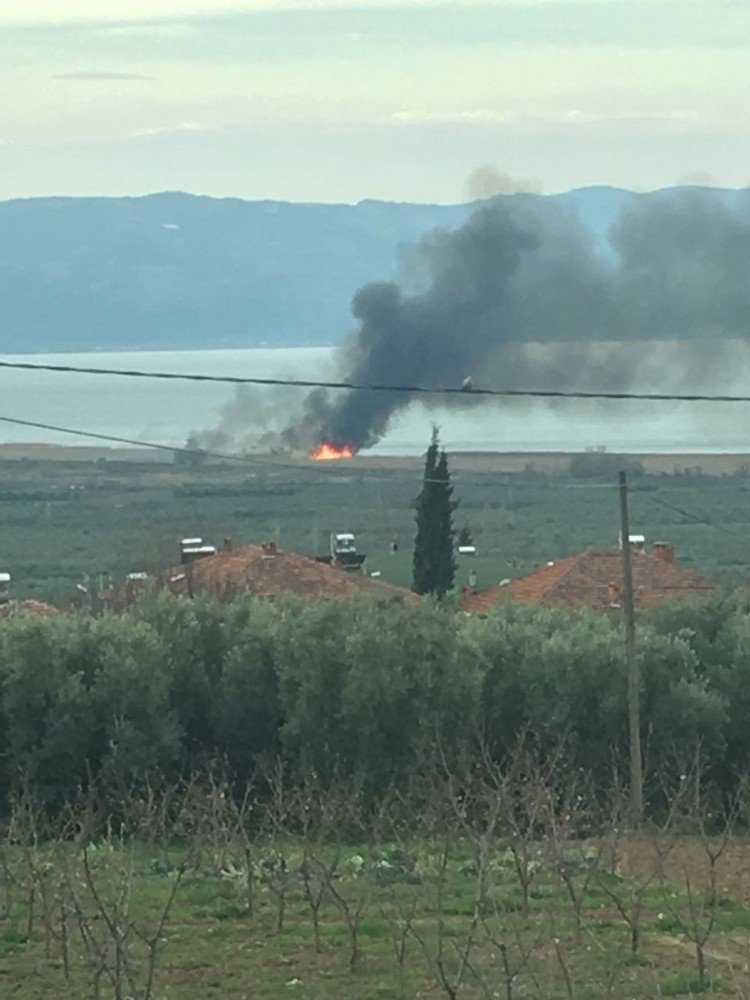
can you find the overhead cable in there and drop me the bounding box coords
[0,414,461,483]
[1,359,750,403]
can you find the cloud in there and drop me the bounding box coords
[391,109,515,125]
[53,71,154,81]
[0,1,648,31]
[0,1,576,22]
[1,1,246,23]
[127,121,210,139]
[391,109,696,129]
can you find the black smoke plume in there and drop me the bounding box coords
[283,188,750,452]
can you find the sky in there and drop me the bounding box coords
[0,0,748,203]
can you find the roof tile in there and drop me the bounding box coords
[152,544,418,605]
[461,549,712,614]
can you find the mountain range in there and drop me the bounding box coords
[0,186,740,354]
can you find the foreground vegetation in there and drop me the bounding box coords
[0,590,749,808]
[1,451,750,602]
[5,759,750,998]
[2,588,750,993]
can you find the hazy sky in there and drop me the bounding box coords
[1,0,748,203]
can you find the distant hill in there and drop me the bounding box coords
[0,186,739,353]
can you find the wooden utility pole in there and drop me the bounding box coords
[619,470,643,826]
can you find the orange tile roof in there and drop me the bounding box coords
[461,549,713,614]
[150,543,419,605]
[0,599,61,620]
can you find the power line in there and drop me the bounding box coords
[1,358,750,404]
[0,415,255,464]
[0,413,745,490]
[0,414,354,479]
[2,413,750,520]
[643,491,749,544]
[0,414,462,485]
[1,411,747,595]
[0,416,613,487]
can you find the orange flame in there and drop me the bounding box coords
[308,441,355,461]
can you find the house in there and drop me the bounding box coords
[0,600,61,621]
[0,570,60,619]
[461,541,713,614]
[112,540,418,608]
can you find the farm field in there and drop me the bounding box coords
[0,448,749,603]
[3,833,750,998]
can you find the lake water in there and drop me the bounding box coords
[0,347,747,455]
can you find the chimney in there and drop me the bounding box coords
[261,541,278,556]
[223,537,234,552]
[652,541,675,564]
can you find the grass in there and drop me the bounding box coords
[1,836,750,997]
[661,972,723,995]
[0,453,749,603]
[0,929,28,957]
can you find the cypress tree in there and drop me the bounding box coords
[412,428,457,596]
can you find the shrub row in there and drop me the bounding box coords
[0,589,746,808]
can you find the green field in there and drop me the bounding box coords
[0,449,748,604]
[3,831,750,998]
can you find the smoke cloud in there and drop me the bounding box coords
[193,385,304,454]
[464,166,543,199]
[280,188,750,452]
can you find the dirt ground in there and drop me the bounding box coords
[619,835,750,900]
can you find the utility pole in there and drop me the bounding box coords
[619,470,643,826]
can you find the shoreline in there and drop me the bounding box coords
[0,443,747,475]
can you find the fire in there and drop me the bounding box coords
[308,441,355,461]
